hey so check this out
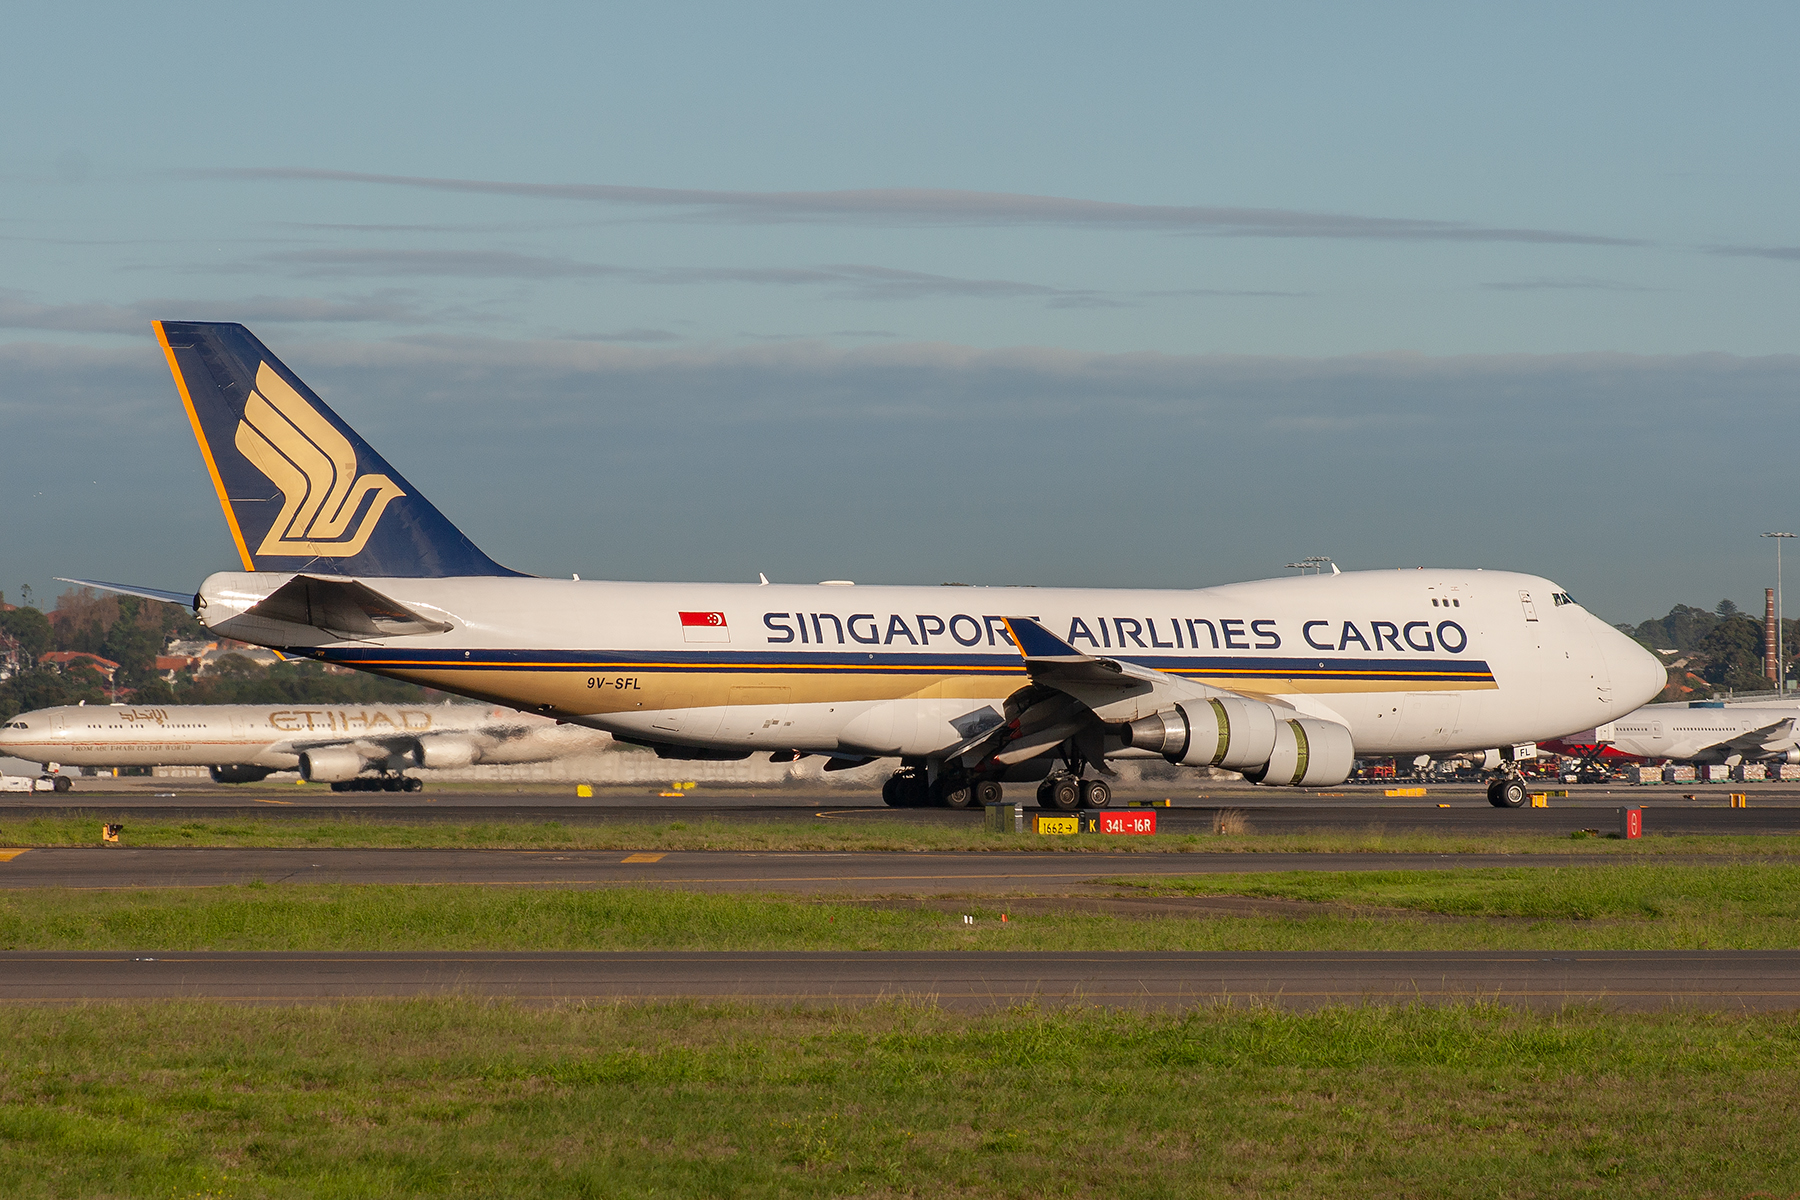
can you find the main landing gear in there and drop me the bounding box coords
[1036,773,1110,812]
[879,763,1110,812]
[880,767,1007,809]
[330,775,424,794]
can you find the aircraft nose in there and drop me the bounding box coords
[1596,619,1667,708]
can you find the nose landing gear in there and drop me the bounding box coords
[1486,777,1528,808]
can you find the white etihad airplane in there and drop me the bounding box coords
[61,321,1666,810]
[0,701,611,792]
[1543,699,1800,769]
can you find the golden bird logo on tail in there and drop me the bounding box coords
[234,362,405,558]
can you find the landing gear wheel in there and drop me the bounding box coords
[1488,778,1528,808]
[882,771,927,807]
[403,777,423,793]
[1038,774,1083,811]
[50,775,72,794]
[1080,779,1112,808]
[937,777,976,809]
[973,779,1004,806]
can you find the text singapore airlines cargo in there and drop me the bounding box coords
[89,322,1664,811]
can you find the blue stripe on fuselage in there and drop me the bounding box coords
[300,646,1495,682]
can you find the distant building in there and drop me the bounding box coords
[153,655,201,682]
[0,630,22,681]
[39,651,120,683]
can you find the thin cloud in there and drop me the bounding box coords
[562,328,683,344]
[1480,276,1659,292]
[237,249,1127,307]
[0,290,427,334]
[1707,245,1800,262]
[194,167,1642,246]
[254,248,630,279]
[1140,287,1310,298]
[657,263,1093,303]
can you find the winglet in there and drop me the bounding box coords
[1001,617,1088,662]
[1001,617,1128,684]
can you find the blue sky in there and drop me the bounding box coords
[3,2,1797,622]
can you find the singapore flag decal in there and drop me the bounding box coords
[679,611,730,643]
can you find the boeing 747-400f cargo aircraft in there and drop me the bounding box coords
[0,701,610,792]
[64,322,1664,810]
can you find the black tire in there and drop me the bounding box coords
[1035,778,1057,809]
[939,778,976,809]
[883,772,926,807]
[1047,775,1083,812]
[51,775,71,794]
[1497,779,1528,808]
[331,781,350,793]
[973,779,1004,806]
[404,777,423,793]
[1081,779,1112,808]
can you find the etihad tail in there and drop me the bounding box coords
[154,321,520,578]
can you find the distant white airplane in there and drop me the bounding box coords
[1544,699,1800,769]
[0,701,610,792]
[59,321,1666,809]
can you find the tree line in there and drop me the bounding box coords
[1,589,436,723]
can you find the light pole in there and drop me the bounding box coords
[1764,532,1795,696]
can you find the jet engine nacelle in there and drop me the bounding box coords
[1122,697,1279,771]
[1242,718,1356,787]
[298,747,367,783]
[414,736,478,769]
[1770,748,1800,766]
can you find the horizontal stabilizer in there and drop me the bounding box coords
[243,575,453,639]
[55,577,198,609]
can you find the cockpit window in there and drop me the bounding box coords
[1552,592,1576,607]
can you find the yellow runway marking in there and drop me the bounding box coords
[254,798,295,806]
[0,849,28,862]
[621,853,667,864]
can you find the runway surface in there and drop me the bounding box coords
[3,949,1793,1011]
[10,779,1800,835]
[0,846,1757,892]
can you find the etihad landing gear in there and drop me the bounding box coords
[1487,777,1528,808]
[1036,774,1112,812]
[331,775,425,794]
[973,779,1005,806]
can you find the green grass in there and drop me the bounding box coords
[1,999,1798,1197]
[8,813,1800,855]
[7,865,1800,951]
[1117,862,1800,920]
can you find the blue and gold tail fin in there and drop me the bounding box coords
[154,321,521,578]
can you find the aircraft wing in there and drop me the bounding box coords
[1723,716,1800,753]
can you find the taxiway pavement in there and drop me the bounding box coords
[8,779,1800,835]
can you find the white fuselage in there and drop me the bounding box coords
[192,567,1667,761]
[0,702,609,771]
[1589,702,1800,765]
